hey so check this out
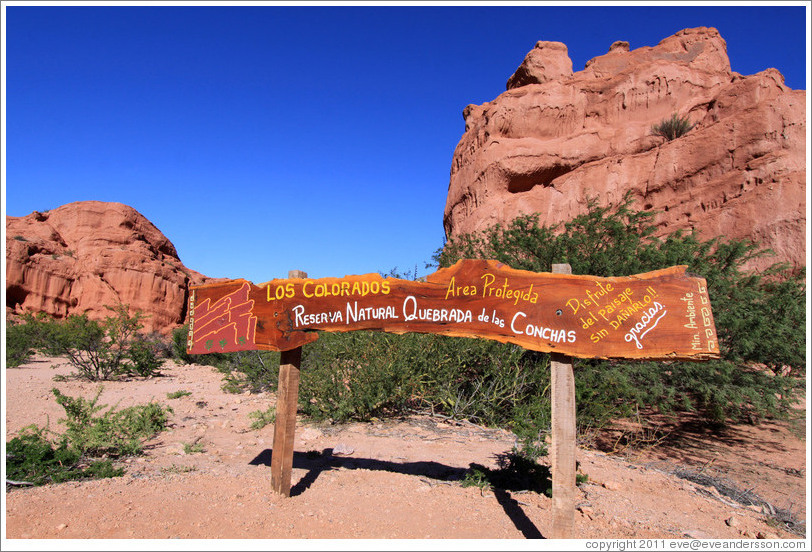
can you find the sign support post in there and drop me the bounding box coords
[270,270,306,497]
[550,262,576,539]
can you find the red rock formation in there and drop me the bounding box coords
[6,201,212,334]
[445,27,806,271]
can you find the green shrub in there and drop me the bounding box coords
[652,113,695,141]
[9,305,164,381]
[6,389,171,487]
[438,192,805,432]
[182,441,205,454]
[248,406,276,429]
[464,451,553,495]
[6,318,36,367]
[125,337,163,378]
[171,324,194,364]
[298,331,542,429]
[5,426,123,486]
[299,331,424,422]
[210,350,281,394]
[9,312,65,359]
[53,387,172,457]
[574,359,799,431]
[142,331,175,359]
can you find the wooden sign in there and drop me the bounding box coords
[186,259,719,361]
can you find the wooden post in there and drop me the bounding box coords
[551,263,576,539]
[270,270,307,497]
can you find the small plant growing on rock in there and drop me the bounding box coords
[652,113,695,141]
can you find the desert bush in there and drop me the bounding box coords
[125,337,164,378]
[171,324,194,364]
[182,441,205,454]
[141,331,175,359]
[465,451,553,495]
[6,426,123,486]
[214,350,281,394]
[652,113,695,141]
[9,305,164,380]
[438,192,805,431]
[6,389,171,487]
[299,331,425,422]
[299,330,550,456]
[53,387,172,457]
[574,359,799,431]
[6,312,65,366]
[6,318,36,367]
[248,406,277,430]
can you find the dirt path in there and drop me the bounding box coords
[3,355,807,542]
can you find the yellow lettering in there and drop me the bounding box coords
[445,276,457,300]
[481,273,496,296]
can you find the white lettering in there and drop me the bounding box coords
[292,304,330,328]
[624,302,667,349]
[511,312,527,334]
[403,296,417,321]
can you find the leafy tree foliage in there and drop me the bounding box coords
[437,193,805,426]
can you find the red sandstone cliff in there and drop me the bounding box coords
[6,201,211,334]
[444,28,806,271]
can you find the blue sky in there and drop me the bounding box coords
[3,1,809,283]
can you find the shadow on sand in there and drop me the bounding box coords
[250,447,544,538]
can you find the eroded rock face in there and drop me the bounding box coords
[445,27,806,271]
[6,201,211,334]
[505,40,573,89]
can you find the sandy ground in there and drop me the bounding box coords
[3,355,808,547]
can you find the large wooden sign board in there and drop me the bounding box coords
[186,259,719,360]
[186,259,719,539]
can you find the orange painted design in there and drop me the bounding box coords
[188,281,257,354]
